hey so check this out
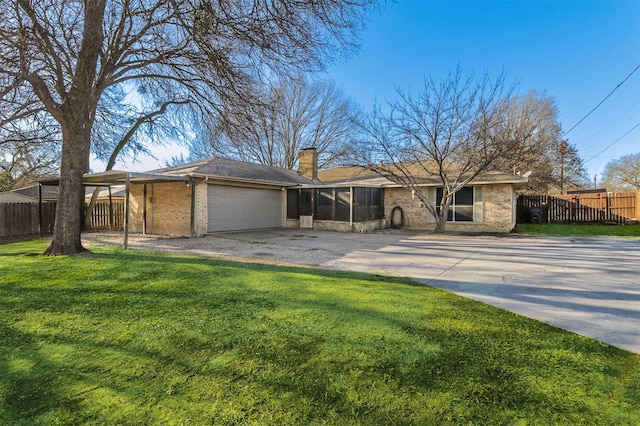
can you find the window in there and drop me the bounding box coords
[436,187,474,222]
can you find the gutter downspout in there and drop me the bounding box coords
[143,184,147,235]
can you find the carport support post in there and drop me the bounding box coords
[108,186,113,230]
[143,184,147,235]
[123,172,130,249]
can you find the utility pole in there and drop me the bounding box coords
[559,140,567,195]
[594,174,597,189]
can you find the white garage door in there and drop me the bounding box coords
[207,185,283,232]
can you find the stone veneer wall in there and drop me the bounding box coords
[384,184,516,233]
[306,219,385,232]
[129,181,192,236]
[285,218,300,228]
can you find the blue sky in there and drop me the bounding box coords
[105,0,639,183]
[324,0,640,183]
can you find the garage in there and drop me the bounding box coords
[207,185,283,232]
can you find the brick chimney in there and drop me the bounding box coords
[298,147,318,180]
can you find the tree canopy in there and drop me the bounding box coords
[358,69,576,232]
[184,75,362,170]
[601,152,640,192]
[0,0,377,254]
[487,91,588,194]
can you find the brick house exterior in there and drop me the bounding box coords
[128,181,193,236]
[383,183,518,233]
[70,150,528,237]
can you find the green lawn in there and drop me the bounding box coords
[1,240,639,425]
[515,223,640,238]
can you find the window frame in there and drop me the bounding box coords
[436,186,475,222]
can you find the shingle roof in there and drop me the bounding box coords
[318,163,529,189]
[85,186,126,198]
[12,184,60,200]
[0,192,37,203]
[151,157,314,186]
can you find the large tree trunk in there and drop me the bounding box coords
[433,211,448,233]
[433,218,447,233]
[433,197,451,234]
[44,121,92,255]
[41,0,106,255]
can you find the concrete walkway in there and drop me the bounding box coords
[325,234,640,354]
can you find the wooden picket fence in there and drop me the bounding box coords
[1,200,125,241]
[517,192,640,224]
[87,201,125,230]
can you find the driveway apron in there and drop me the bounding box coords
[326,235,640,354]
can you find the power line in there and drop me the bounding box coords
[563,63,640,137]
[584,120,640,163]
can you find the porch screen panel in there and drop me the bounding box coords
[300,190,313,216]
[370,188,383,220]
[335,188,350,221]
[287,189,299,219]
[316,189,333,220]
[354,187,383,221]
[355,188,367,221]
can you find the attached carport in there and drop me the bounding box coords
[40,170,190,248]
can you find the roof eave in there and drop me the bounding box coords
[40,170,190,186]
[190,173,306,187]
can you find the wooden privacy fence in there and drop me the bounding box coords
[517,192,640,224]
[1,200,125,240]
[0,202,56,240]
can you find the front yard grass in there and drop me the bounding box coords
[515,223,640,237]
[1,240,639,425]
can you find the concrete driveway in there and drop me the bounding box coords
[325,233,640,354]
[84,230,640,353]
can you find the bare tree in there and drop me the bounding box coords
[0,0,376,255]
[359,68,555,233]
[189,75,362,170]
[487,91,588,194]
[0,114,61,189]
[601,152,640,192]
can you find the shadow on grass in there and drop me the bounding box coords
[1,241,640,424]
